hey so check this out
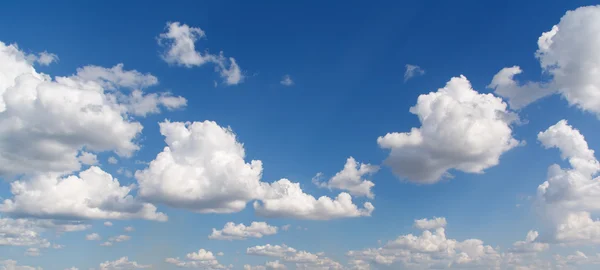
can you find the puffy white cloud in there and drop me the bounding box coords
[0,218,50,247]
[86,233,101,241]
[124,226,134,232]
[247,244,341,270]
[555,251,600,268]
[243,260,287,270]
[107,157,118,164]
[136,120,264,213]
[0,166,167,222]
[137,120,372,220]
[280,75,293,86]
[254,179,374,220]
[165,248,229,269]
[104,221,113,227]
[74,63,158,90]
[313,157,379,198]
[378,75,520,183]
[78,152,98,166]
[404,64,425,82]
[347,217,502,269]
[553,212,600,245]
[98,257,150,270]
[158,22,244,85]
[24,247,40,257]
[122,89,187,117]
[26,51,59,67]
[509,231,549,253]
[209,221,278,240]
[414,217,447,231]
[0,259,42,270]
[490,6,600,116]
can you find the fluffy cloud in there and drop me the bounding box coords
[0,259,42,270]
[254,179,374,220]
[347,217,502,269]
[0,218,50,247]
[137,120,371,220]
[74,63,157,90]
[209,222,278,240]
[313,157,379,198]
[98,257,150,270]
[244,260,287,270]
[158,22,244,85]
[378,75,520,183]
[101,235,130,247]
[404,64,425,82]
[24,248,40,257]
[124,226,134,232]
[104,221,113,227]
[490,6,600,116]
[553,212,600,245]
[247,244,342,270]
[26,51,59,66]
[122,89,187,117]
[0,166,167,221]
[509,231,549,253]
[108,157,118,164]
[413,217,447,231]
[86,233,101,241]
[165,248,229,269]
[280,75,293,86]
[78,152,98,166]
[555,251,600,268]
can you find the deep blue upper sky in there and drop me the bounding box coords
[1,1,600,269]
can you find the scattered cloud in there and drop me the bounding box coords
[280,75,293,86]
[165,248,230,269]
[98,257,150,270]
[86,233,101,241]
[404,64,425,82]
[74,63,158,90]
[378,75,520,183]
[413,217,447,230]
[107,157,118,165]
[0,259,42,270]
[24,247,40,257]
[104,221,113,227]
[209,222,278,240]
[313,157,379,198]
[247,244,342,269]
[78,152,99,166]
[124,226,135,232]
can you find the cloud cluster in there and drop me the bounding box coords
[247,244,343,270]
[209,222,278,240]
[98,257,150,270]
[136,120,374,220]
[0,259,41,270]
[165,249,229,269]
[490,6,600,116]
[378,75,520,183]
[313,157,379,198]
[158,22,244,85]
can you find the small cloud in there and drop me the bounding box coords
[86,233,101,241]
[27,51,59,66]
[281,224,291,231]
[280,74,294,86]
[124,226,135,232]
[104,221,113,227]
[404,64,425,82]
[25,248,40,257]
[78,151,98,166]
[107,156,118,164]
[217,252,224,256]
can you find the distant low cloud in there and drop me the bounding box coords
[280,74,293,86]
[404,64,425,82]
[209,222,278,240]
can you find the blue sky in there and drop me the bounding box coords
[2,0,600,269]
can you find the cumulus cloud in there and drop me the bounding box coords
[280,75,293,86]
[490,6,600,116]
[0,166,167,222]
[0,218,50,247]
[158,22,244,85]
[347,217,502,269]
[124,226,134,232]
[24,247,40,257]
[137,120,371,220]
[244,260,287,270]
[122,89,187,117]
[86,233,101,241]
[78,152,98,166]
[413,217,447,231]
[26,51,59,66]
[165,248,229,269]
[404,64,425,82]
[74,63,158,90]
[254,179,374,220]
[104,221,113,227]
[509,230,549,253]
[0,259,42,270]
[209,222,278,240]
[247,244,342,270]
[98,257,150,270]
[107,157,118,164]
[313,157,379,198]
[378,75,520,183]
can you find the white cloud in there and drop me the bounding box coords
[98,257,150,270]
[24,247,40,257]
[104,221,113,227]
[0,166,167,222]
[247,244,342,270]
[490,6,600,116]
[158,22,244,85]
[116,168,133,178]
[0,218,50,247]
[74,63,158,90]
[487,66,554,109]
[254,178,374,220]
[281,225,291,231]
[0,259,42,270]
[31,51,59,66]
[107,157,118,165]
[86,233,101,241]
[122,89,187,117]
[78,152,98,166]
[347,217,502,269]
[280,75,293,86]
[209,222,278,240]
[244,260,287,270]
[555,251,600,268]
[509,230,549,253]
[124,226,134,232]
[553,211,600,245]
[413,217,447,231]
[313,157,379,198]
[165,248,229,269]
[378,75,520,183]
[404,64,425,82]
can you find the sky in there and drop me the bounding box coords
[1,0,600,269]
